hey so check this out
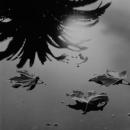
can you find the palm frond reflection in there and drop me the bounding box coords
[0,0,111,68]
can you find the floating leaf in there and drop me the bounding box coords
[89,70,130,87]
[9,70,45,90]
[66,90,109,114]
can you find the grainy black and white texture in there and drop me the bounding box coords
[1,0,130,130]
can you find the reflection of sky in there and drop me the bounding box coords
[1,1,130,130]
[61,18,91,43]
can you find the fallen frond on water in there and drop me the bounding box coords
[9,70,46,91]
[66,90,109,114]
[89,70,130,87]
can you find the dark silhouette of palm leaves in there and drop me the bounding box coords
[0,0,111,68]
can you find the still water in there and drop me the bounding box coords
[1,0,130,130]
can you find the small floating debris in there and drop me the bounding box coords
[45,123,59,127]
[57,53,88,67]
[89,70,130,87]
[53,123,59,127]
[128,113,130,117]
[61,101,65,104]
[66,90,84,98]
[9,70,46,91]
[76,53,88,67]
[45,123,51,126]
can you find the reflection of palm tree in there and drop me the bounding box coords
[0,0,111,68]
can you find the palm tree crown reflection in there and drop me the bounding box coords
[0,0,111,68]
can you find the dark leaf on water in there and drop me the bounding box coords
[9,70,45,90]
[66,90,109,114]
[45,123,51,126]
[89,70,130,87]
[45,123,59,127]
[53,123,59,127]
